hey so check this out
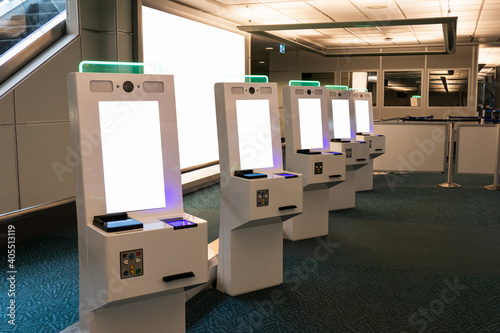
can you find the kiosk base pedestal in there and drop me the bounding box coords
[355,160,374,192]
[217,222,283,296]
[283,188,329,241]
[329,170,356,211]
[85,288,185,333]
[438,182,462,188]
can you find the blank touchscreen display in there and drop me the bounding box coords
[331,99,352,139]
[355,99,371,133]
[236,99,274,170]
[298,98,324,149]
[99,101,166,213]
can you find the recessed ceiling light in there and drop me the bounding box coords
[265,47,273,50]
[259,61,265,64]
[368,5,387,9]
[384,37,393,42]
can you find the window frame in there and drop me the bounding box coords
[427,68,470,108]
[382,69,423,108]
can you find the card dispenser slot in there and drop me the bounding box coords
[356,158,367,162]
[93,212,143,232]
[234,169,267,179]
[329,174,342,178]
[279,205,297,211]
[163,272,195,282]
[375,148,383,151]
[297,149,321,155]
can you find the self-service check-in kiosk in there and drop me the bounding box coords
[353,92,385,191]
[283,82,346,241]
[326,87,369,210]
[214,80,303,296]
[68,69,208,332]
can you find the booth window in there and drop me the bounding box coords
[0,0,66,83]
[341,71,377,106]
[428,69,468,107]
[384,71,422,107]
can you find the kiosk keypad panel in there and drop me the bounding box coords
[120,249,144,279]
[256,189,270,207]
[314,162,323,175]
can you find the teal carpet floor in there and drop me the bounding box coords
[1,172,499,332]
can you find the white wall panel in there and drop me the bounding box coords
[15,40,81,123]
[17,123,74,209]
[373,123,447,172]
[0,91,14,124]
[0,126,19,214]
[457,125,497,174]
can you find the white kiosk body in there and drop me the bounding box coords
[353,92,386,191]
[214,82,303,296]
[68,72,208,333]
[327,89,370,210]
[283,85,346,241]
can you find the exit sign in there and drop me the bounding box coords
[280,44,285,53]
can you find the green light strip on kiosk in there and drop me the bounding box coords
[325,85,348,90]
[289,80,320,87]
[349,88,369,92]
[223,75,269,83]
[79,61,161,74]
[412,95,422,98]
[245,75,269,83]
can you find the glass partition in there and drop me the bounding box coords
[0,0,65,57]
[341,71,377,106]
[428,69,468,107]
[0,0,66,83]
[384,71,422,107]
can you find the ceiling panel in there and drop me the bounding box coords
[266,1,325,21]
[308,0,359,14]
[173,0,500,65]
[351,0,405,21]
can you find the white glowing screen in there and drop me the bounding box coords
[142,7,245,169]
[355,99,371,133]
[99,101,166,213]
[236,99,274,170]
[298,98,324,149]
[331,99,353,139]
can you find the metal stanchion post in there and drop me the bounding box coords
[484,123,500,191]
[438,122,461,188]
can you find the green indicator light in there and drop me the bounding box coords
[79,61,161,74]
[289,80,320,87]
[245,75,269,83]
[223,75,269,83]
[412,95,422,98]
[325,85,348,90]
[349,88,369,92]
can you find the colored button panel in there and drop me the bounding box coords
[257,189,270,207]
[314,162,323,175]
[120,249,144,279]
